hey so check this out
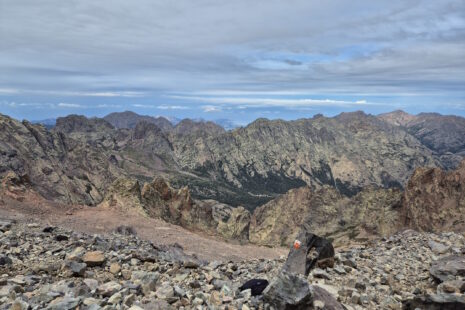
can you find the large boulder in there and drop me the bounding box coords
[263,270,344,310]
[430,255,465,283]
[282,231,335,276]
[263,270,313,309]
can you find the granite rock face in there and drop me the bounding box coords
[251,159,465,247]
[1,111,465,247]
[401,159,465,232]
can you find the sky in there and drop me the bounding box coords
[1,0,465,125]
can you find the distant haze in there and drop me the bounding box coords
[1,1,464,122]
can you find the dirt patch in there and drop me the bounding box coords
[0,195,286,262]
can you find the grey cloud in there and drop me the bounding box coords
[0,0,464,108]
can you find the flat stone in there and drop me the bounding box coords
[428,240,451,255]
[403,293,465,309]
[109,263,121,275]
[67,261,86,276]
[83,251,105,267]
[155,283,174,299]
[97,281,121,297]
[131,271,159,296]
[108,292,123,304]
[83,278,99,291]
[312,268,331,280]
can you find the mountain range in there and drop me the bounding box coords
[1,109,465,246]
[3,110,465,208]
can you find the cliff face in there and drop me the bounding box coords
[2,107,465,246]
[249,186,402,247]
[401,159,465,232]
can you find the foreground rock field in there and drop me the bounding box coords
[1,219,464,309]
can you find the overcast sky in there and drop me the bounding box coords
[1,0,464,124]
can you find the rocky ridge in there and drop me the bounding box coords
[378,110,465,168]
[3,111,460,210]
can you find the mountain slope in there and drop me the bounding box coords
[378,110,465,168]
[0,114,123,205]
[170,111,438,207]
[249,186,402,247]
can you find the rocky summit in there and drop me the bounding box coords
[1,219,465,309]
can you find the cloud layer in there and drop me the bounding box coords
[1,0,464,120]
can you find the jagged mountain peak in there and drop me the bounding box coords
[378,110,417,126]
[104,111,174,132]
[54,114,114,133]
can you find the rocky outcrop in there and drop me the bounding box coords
[142,177,194,224]
[216,206,251,241]
[401,159,465,232]
[98,178,146,216]
[0,111,457,210]
[430,255,465,283]
[403,254,465,309]
[250,185,402,247]
[99,176,251,241]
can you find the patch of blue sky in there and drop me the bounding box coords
[243,42,382,70]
